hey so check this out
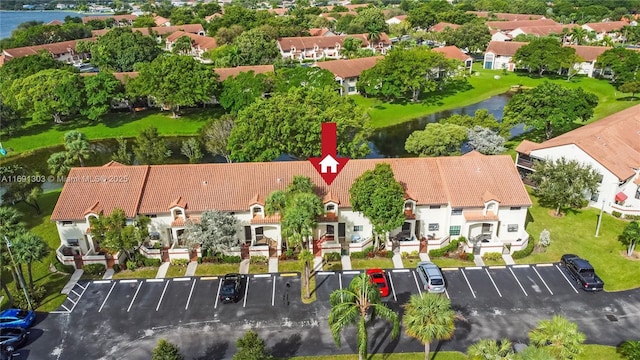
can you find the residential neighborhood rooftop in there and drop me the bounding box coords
[213,65,275,81]
[315,56,383,79]
[486,19,558,31]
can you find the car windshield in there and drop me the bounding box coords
[220,282,236,295]
[370,273,384,280]
[376,282,385,289]
[15,311,29,319]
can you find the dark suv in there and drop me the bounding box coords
[561,254,604,292]
[219,274,243,303]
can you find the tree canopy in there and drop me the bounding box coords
[274,66,339,93]
[133,126,172,165]
[619,221,640,257]
[528,315,585,359]
[82,72,125,120]
[358,48,456,102]
[513,37,579,76]
[596,47,640,86]
[405,123,467,157]
[89,209,150,257]
[233,330,272,360]
[228,86,371,161]
[403,293,457,359]
[183,209,241,256]
[467,126,506,155]
[234,28,280,66]
[529,157,600,216]
[220,71,271,114]
[201,115,234,163]
[440,21,491,53]
[503,82,598,140]
[89,27,162,72]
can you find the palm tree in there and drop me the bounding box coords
[528,315,585,359]
[403,293,457,360]
[298,249,314,299]
[467,338,514,360]
[0,207,26,292]
[328,273,400,360]
[620,221,640,257]
[63,130,91,167]
[618,340,640,360]
[12,232,50,288]
[514,346,555,360]
[569,27,586,45]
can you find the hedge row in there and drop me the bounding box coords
[428,240,460,258]
[512,236,535,259]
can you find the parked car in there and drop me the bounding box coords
[366,269,390,297]
[561,254,605,292]
[0,310,35,329]
[0,327,27,351]
[416,261,446,293]
[219,274,243,303]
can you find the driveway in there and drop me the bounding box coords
[17,264,640,359]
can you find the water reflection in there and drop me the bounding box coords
[368,93,517,158]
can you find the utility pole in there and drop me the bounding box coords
[595,200,606,237]
[4,236,32,310]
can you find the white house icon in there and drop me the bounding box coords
[319,154,339,173]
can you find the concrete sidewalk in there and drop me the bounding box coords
[102,269,114,279]
[341,255,352,270]
[313,256,324,272]
[61,269,84,294]
[239,259,250,274]
[474,255,485,267]
[502,254,515,265]
[185,261,197,276]
[392,253,404,268]
[155,262,169,278]
[268,258,278,273]
[419,253,430,262]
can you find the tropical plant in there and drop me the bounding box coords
[403,293,458,360]
[152,339,185,360]
[233,330,272,360]
[182,209,241,256]
[467,338,514,360]
[328,273,400,360]
[11,232,50,289]
[619,221,640,257]
[618,340,640,360]
[528,315,585,359]
[298,249,314,298]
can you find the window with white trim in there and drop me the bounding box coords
[507,224,519,232]
[428,223,439,231]
[62,221,73,226]
[353,225,363,232]
[451,208,462,215]
[449,226,461,236]
[67,239,79,246]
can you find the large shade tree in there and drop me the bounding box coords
[183,209,241,256]
[89,209,150,258]
[88,27,162,72]
[513,37,580,76]
[131,55,219,117]
[597,47,640,86]
[502,81,598,140]
[219,71,271,114]
[228,86,371,162]
[405,123,467,157]
[201,115,234,163]
[328,273,400,360]
[349,163,405,250]
[403,293,458,360]
[133,126,172,165]
[529,315,585,359]
[82,72,124,120]
[529,157,600,216]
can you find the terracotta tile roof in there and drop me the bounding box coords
[171,216,200,227]
[2,38,97,61]
[168,197,188,209]
[464,211,499,221]
[214,65,274,81]
[166,31,217,51]
[82,14,137,24]
[48,19,64,25]
[51,165,150,221]
[429,22,460,32]
[278,33,390,51]
[468,11,546,21]
[486,19,558,31]
[84,201,104,216]
[268,8,288,16]
[92,24,204,37]
[154,16,170,26]
[515,104,640,180]
[314,56,383,79]
[510,24,578,36]
[309,28,332,36]
[249,193,265,206]
[485,41,528,56]
[323,191,340,204]
[432,46,472,62]
[482,190,499,203]
[251,214,281,224]
[565,45,611,61]
[583,21,627,33]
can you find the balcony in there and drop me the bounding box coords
[516,158,534,169]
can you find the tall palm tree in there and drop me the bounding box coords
[298,249,314,299]
[467,338,514,360]
[0,207,26,292]
[63,130,91,167]
[328,274,400,360]
[403,293,457,360]
[528,315,585,359]
[569,27,586,45]
[12,232,50,288]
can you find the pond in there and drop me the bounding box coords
[367,93,522,158]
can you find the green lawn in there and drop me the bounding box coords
[194,263,241,276]
[112,267,159,279]
[278,260,302,273]
[165,264,188,278]
[324,260,343,271]
[350,257,394,270]
[519,189,637,291]
[289,352,466,360]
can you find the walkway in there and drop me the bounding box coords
[102,269,114,279]
[419,253,430,262]
[239,259,250,274]
[268,257,278,273]
[155,262,169,278]
[474,255,485,267]
[61,269,84,295]
[340,255,352,270]
[502,254,515,265]
[185,261,197,276]
[392,253,404,268]
[313,256,324,272]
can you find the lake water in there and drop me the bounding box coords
[368,93,522,158]
[0,10,112,39]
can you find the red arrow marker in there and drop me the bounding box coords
[309,123,349,185]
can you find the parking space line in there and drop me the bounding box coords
[71,289,81,297]
[93,280,111,284]
[156,281,170,311]
[243,277,249,308]
[508,267,528,296]
[537,263,554,267]
[444,288,450,299]
[75,282,87,290]
[60,304,71,312]
[127,281,143,312]
[214,278,223,309]
[280,273,297,277]
[532,266,553,295]
[392,269,409,273]
[460,269,476,298]
[98,282,116,313]
[555,264,579,293]
[442,268,458,271]
[339,273,344,301]
[387,272,398,302]
[201,276,218,280]
[120,279,137,283]
[271,275,276,307]
[489,266,506,269]
[173,278,190,282]
[185,279,197,310]
[412,270,423,298]
[513,264,530,268]
[147,279,163,282]
[317,271,334,275]
[66,297,77,305]
[254,274,271,278]
[485,269,502,297]
[465,266,482,270]
[343,271,360,275]
[69,282,90,313]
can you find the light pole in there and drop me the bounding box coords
[595,199,605,237]
[4,236,33,310]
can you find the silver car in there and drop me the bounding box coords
[416,261,446,293]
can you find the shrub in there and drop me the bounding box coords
[401,251,409,259]
[376,250,388,258]
[284,248,295,259]
[54,262,76,274]
[483,252,502,261]
[153,242,162,250]
[468,253,474,261]
[409,250,419,258]
[126,260,138,271]
[386,250,395,258]
[428,240,460,258]
[12,285,46,309]
[539,229,551,247]
[324,252,341,262]
[512,236,534,259]
[612,211,622,218]
[112,264,121,273]
[171,258,189,266]
[143,258,161,267]
[250,255,268,264]
[351,250,366,259]
[459,252,469,261]
[84,263,106,276]
[221,255,241,263]
[625,214,640,221]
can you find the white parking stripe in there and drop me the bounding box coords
[512,264,530,268]
[71,290,81,297]
[509,267,528,296]
[411,270,423,298]
[339,272,343,290]
[485,268,502,297]
[93,280,111,284]
[214,278,223,309]
[75,282,87,290]
[465,266,482,270]
[156,281,170,311]
[555,264,579,293]
[460,269,476,298]
[343,271,360,275]
[69,282,90,313]
[444,288,450,299]
[66,297,77,305]
[243,277,249,308]
[392,269,409,273]
[254,274,271,278]
[127,281,143,312]
[532,266,553,295]
[146,279,163,282]
[387,272,398,302]
[172,277,190,282]
[185,279,197,310]
[98,282,116,313]
[60,304,71,312]
[120,279,137,283]
[271,275,276,307]
[536,263,554,267]
[317,271,335,275]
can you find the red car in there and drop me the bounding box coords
[366,269,390,297]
